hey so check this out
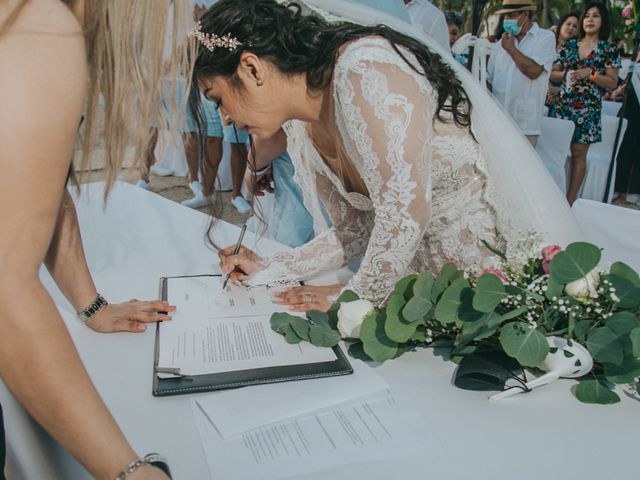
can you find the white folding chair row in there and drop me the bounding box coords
[579,115,628,202]
[536,116,574,194]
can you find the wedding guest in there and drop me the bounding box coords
[614,50,640,205]
[546,12,579,106]
[404,0,450,51]
[487,0,556,147]
[195,0,580,312]
[0,0,193,477]
[445,10,463,47]
[548,2,620,205]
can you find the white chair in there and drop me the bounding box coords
[572,199,640,270]
[602,100,622,117]
[579,115,628,202]
[536,116,574,193]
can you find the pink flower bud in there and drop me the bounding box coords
[622,5,632,18]
[541,245,562,274]
[479,267,508,285]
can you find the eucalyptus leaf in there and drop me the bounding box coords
[575,379,620,404]
[432,263,460,302]
[413,272,435,299]
[605,312,640,336]
[607,274,640,309]
[308,325,341,347]
[549,242,601,284]
[385,293,420,343]
[290,317,311,341]
[434,277,470,325]
[573,320,592,340]
[360,310,399,362]
[545,275,564,300]
[280,324,304,344]
[631,327,640,357]
[586,326,624,366]
[499,322,549,367]
[307,310,332,330]
[603,355,640,384]
[610,261,640,288]
[496,306,529,323]
[347,342,373,361]
[393,274,418,300]
[402,296,433,322]
[473,273,507,313]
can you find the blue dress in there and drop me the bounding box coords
[248,153,315,248]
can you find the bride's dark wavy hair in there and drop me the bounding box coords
[193,0,472,129]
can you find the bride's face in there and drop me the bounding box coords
[198,55,289,139]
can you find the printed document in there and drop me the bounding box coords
[192,393,441,480]
[158,276,335,376]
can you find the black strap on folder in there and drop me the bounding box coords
[152,275,352,397]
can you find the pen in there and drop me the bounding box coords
[222,223,247,291]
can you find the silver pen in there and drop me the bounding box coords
[221,223,247,291]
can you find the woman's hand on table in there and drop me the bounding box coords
[273,284,344,313]
[86,299,175,333]
[218,245,262,282]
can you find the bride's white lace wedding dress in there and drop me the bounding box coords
[248,2,581,305]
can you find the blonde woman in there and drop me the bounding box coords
[0,0,193,478]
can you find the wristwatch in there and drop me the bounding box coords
[76,293,108,322]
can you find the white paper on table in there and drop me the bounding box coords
[191,393,441,480]
[158,276,335,376]
[195,359,389,438]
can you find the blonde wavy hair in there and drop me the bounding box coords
[2,0,195,193]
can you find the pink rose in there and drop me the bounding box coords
[622,5,632,18]
[541,245,562,274]
[479,267,508,285]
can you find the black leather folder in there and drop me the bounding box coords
[153,275,353,397]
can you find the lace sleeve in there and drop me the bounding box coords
[334,42,434,305]
[246,174,373,286]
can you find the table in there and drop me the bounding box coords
[2,182,637,479]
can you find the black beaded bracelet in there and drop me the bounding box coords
[76,293,108,322]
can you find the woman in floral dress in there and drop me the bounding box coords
[549,2,620,205]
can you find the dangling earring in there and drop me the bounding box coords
[256,79,264,86]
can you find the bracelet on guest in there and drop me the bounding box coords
[76,293,108,323]
[114,453,171,480]
[589,70,599,81]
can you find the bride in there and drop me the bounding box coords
[194,0,581,310]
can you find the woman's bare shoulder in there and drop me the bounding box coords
[1,0,82,37]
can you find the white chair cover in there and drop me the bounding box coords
[580,115,628,202]
[572,199,640,270]
[536,116,574,193]
[602,100,622,117]
[451,33,493,89]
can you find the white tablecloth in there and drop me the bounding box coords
[2,182,637,479]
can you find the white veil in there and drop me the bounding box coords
[300,0,582,254]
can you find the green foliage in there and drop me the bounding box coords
[575,379,620,405]
[499,322,549,367]
[269,241,640,406]
[550,242,601,284]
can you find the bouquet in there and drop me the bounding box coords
[271,241,640,405]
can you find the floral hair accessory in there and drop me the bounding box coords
[189,21,243,52]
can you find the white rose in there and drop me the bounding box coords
[337,299,375,339]
[564,269,600,299]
